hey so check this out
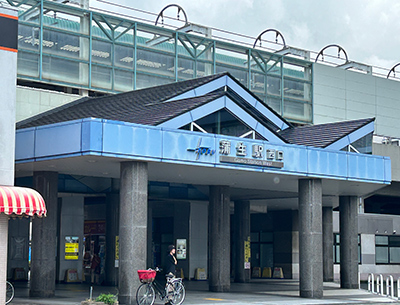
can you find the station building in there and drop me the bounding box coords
[1,0,400,303]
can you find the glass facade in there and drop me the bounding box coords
[13,0,313,124]
[375,235,400,264]
[341,132,373,154]
[333,233,361,264]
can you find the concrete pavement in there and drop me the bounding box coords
[9,279,399,305]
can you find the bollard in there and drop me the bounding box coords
[398,278,400,299]
[377,274,384,295]
[368,273,374,293]
[386,275,394,298]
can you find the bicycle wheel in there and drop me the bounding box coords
[171,282,185,305]
[136,283,155,305]
[6,281,14,304]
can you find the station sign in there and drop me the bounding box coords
[187,137,284,168]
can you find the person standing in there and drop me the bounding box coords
[164,245,177,305]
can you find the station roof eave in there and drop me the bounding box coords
[15,118,391,203]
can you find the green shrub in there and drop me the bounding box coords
[95,293,117,305]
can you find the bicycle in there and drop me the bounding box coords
[136,268,185,305]
[6,281,14,304]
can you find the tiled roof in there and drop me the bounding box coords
[16,72,375,151]
[279,118,375,148]
[16,73,226,129]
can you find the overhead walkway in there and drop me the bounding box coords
[10,279,398,305]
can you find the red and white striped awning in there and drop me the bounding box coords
[0,186,46,217]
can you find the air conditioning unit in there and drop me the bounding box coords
[391,139,400,146]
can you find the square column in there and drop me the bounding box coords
[298,179,323,298]
[119,162,148,305]
[323,206,334,282]
[339,196,358,289]
[30,171,58,297]
[233,200,250,283]
[209,186,230,292]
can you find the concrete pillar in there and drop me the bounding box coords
[105,180,119,286]
[146,203,153,270]
[339,196,358,289]
[30,171,59,297]
[0,8,18,304]
[209,186,230,292]
[322,207,334,282]
[298,179,323,298]
[119,162,148,305]
[233,200,250,283]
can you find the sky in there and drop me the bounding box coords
[91,0,400,73]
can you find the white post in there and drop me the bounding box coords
[397,278,400,299]
[368,273,374,293]
[386,275,394,298]
[376,275,381,294]
[377,274,384,295]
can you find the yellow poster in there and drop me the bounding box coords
[244,236,251,269]
[115,236,119,260]
[65,236,79,260]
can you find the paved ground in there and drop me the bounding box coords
[9,279,399,305]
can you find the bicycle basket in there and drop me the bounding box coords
[137,270,156,283]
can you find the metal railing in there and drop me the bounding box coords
[366,273,398,299]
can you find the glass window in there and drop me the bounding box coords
[42,55,82,84]
[284,79,311,101]
[136,72,174,90]
[283,100,312,123]
[334,233,361,264]
[114,69,134,92]
[115,45,134,68]
[376,235,389,245]
[18,25,40,51]
[376,235,400,264]
[251,230,273,270]
[376,247,389,264]
[197,61,213,77]
[18,52,39,78]
[216,65,247,87]
[251,73,266,93]
[42,30,88,60]
[137,49,175,77]
[251,232,259,243]
[351,133,373,154]
[92,40,111,65]
[260,232,273,243]
[91,65,112,90]
[183,109,264,139]
[266,97,281,114]
[266,76,281,96]
[178,58,194,79]
[389,247,400,263]
[283,61,311,81]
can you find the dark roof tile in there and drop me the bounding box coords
[279,118,375,148]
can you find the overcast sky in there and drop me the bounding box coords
[91,0,400,72]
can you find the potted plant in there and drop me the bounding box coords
[81,293,118,305]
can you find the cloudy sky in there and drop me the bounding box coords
[91,0,400,73]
